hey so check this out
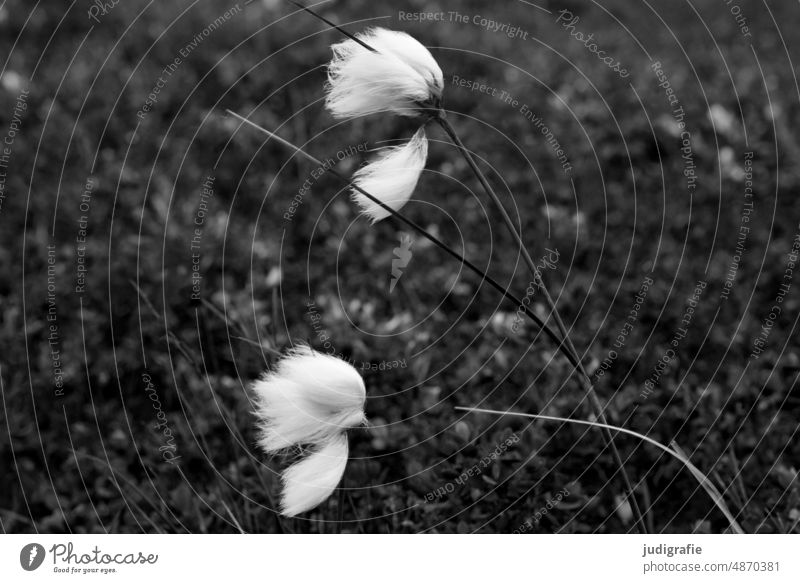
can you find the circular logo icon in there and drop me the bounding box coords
[20,543,46,571]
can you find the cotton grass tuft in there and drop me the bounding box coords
[351,127,428,223]
[280,433,349,517]
[251,346,367,516]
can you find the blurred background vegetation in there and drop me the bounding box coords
[1,0,798,533]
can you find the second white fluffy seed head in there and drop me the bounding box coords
[351,127,428,223]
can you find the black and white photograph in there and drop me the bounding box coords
[0,0,798,579]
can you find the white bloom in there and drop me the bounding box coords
[351,127,428,223]
[281,434,349,517]
[252,346,366,452]
[251,346,367,516]
[325,27,443,119]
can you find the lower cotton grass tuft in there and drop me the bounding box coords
[351,127,428,223]
[280,433,350,518]
[250,345,368,517]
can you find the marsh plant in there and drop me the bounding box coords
[231,2,743,533]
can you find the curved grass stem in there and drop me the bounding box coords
[455,406,745,534]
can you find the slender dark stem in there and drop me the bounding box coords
[335,473,346,534]
[285,0,376,53]
[436,115,647,534]
[225,110,574,361]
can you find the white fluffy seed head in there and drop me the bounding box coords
[280,433,349,517]
[325,27,444,119]
[251,346,368,516]
[251,345,366,453]
[351,127,428,223]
